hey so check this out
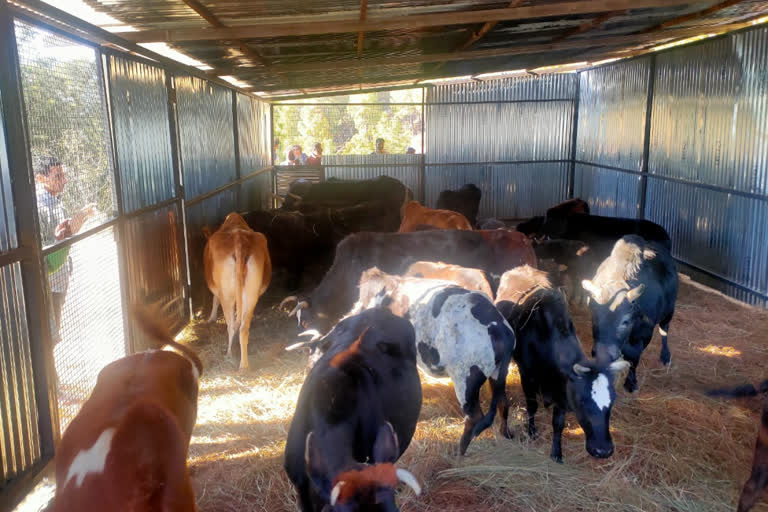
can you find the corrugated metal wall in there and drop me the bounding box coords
[323,154,423,201]
[237,93,271,175]
[0,93,16,253]
[575,57,651,218]
[108,56,174,213]
[175,76,236,199]
[425,74,576,219]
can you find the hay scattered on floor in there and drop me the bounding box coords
[181,282,768,511]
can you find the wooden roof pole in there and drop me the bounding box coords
[357,0,368,58]
[637,0,746,34]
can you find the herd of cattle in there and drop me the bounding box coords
[49,176,766,512]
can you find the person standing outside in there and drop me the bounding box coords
[292,144,308,165]
[35,156,94,347]
[307,142,323,166]
[371,137,387,154]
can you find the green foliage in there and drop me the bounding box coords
[16,23,116,218]
[274,89,423,158]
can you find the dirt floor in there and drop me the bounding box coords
[180,277,768,512]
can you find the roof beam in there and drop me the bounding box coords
[262,21,749,74]
[637,0,746,34]
[550,10,628,43]
[455,0,524,53]
[121,0,704,42]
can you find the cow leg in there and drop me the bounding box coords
[622,346,641,393]
[207,294,220,323]
[457,369,486,456]
[737,403,768,512]
[658,313,673,366]
[488,378,512,440]
[520,375,539,439]
[219,295,237,357]
[550,406,566,463]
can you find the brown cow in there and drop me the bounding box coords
[398,201,472,232]
[204,212,271,370]
[404,261,493,299]
[51,307,202,512]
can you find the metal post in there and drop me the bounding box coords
[232,90,242,208]
[270,102,276,208]
[567,73,581,199]
[637,55,656,220]
[0,0,57,455]
[420,86,426,204]
[166,73,192,321]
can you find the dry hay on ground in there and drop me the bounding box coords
[181,278,768,512]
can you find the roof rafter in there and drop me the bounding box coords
[120,0,704,43]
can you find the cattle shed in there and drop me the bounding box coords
[2,0,768,510]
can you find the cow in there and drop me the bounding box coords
[398,201,473,232]
[582,235,679,392]
[532,239,591,304]
[51,307,202,512]
[495,265,628,463]
[284,308,422,511]
[404,261,493,299]
[280,229,536,334]
[351,268,516,455]
[204,212,271,370]
[707,380,768,512]
[437,184,482,227]
[515,198,589,238]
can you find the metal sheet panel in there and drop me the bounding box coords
[650,28,768,197]
[425,162,568,219]
[239,171,273,213]
[123,204,185,351]
[237,93,271,174]
[108,55,175,213]
[426,73,578,103]
[185,189,238,314]
[175,76,236,199]
[0,92,17,253]
[425,101,574,164]
[576,58,650,172]
[645,177,768,301]
[574,163,641,218]
[0,263,39,483]
[323,155,423,202]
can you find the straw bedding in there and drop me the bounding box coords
[182,277,768,511]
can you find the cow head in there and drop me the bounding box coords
[305,423,421,511]
[567,359,629,458]
[582,280,645,362]
[280,295,334,334]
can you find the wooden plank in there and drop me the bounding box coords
[455,0,524,53]
[120,0,703,42]
[357,0,368,58]
[263,21,748,74]
[638,0,747,34]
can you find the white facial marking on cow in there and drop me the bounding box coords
[591,374,611,411]
[659,327,667,337]
[63,428,116,488]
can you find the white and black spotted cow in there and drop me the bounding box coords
[350,268,516,455]
[496,265,628,463]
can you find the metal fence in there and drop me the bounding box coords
[0,4,273,504]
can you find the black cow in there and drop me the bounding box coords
[495,265,629,463]
[515,198,589,237]
[707,380,768,512]
[532,239,591,304]
[437,184,482,227]
[281,230,536,334]
[537,213,671,250]
[284,308,422,511]
[582,235,679,392]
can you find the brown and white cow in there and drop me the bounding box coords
[404,261,493,299]
[204,212,271,370]
[398,201,473,232]
[51,307,202,512]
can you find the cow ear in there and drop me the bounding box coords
[305,432,331,492]
[572,363,592,376]
[626,284,645,302]
[581,280,601,298]
[373,422,399,464]
[608,359,630,374]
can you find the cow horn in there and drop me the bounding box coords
[286,192,303,201]
[298,329,322,342]
[581,280,602,300]
[279,295,298,310]
[271,193,286,203]
[573,363,591,375]
[396,468,422,496]
[288,301,309,318]
[626,284,645,302]
[608,359,630,373]
[285,341,312,351]
[330,481,345,506]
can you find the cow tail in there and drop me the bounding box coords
[471,334,513,438]
[707,379,768,398]
[131,304,203,378]
[234,235,247,331]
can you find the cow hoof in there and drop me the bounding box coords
[500,427,514,440]
[237,366,249,373]
[527,429,538,440]
[660,351,671,366]
[550,454,563,464]
[623,378,637,393]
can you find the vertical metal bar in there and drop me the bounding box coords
[637,55,656,220]
[232,90,242,209]
[270,102,276,207]
[166,73,191,321]
[567,73,581,199]
[420,87,426,204]
[100,50,134,355]
[0,0,57,452]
